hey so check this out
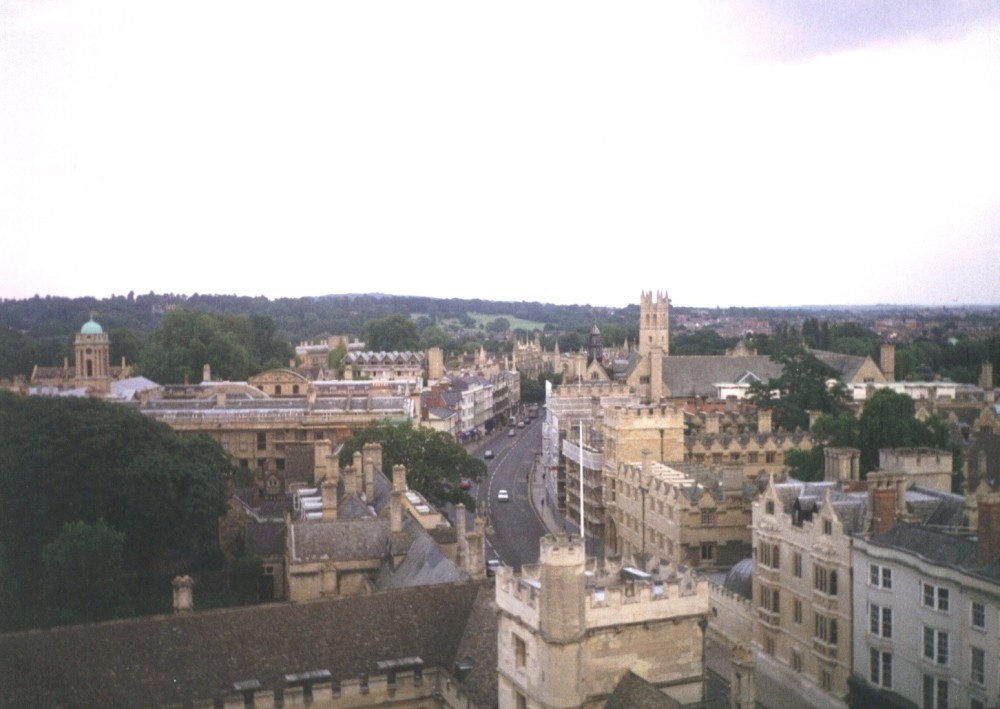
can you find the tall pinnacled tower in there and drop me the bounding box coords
[638,290,669,358]
[632,290,669,403]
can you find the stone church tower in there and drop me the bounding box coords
[638,290,669,358]
[75,317,112,394]
[631,290,669,403]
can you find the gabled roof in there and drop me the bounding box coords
[661,355,783,398]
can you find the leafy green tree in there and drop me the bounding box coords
[0,393,231,629]
[749,345,850,431]
[363,315,420,351]
[558,331,583,353]
[419,325,452,351]
[328,343,347,372]
[108,327,145,369]
[857,389,949,473]
[339,422,486,511]
[247,314,295,370]
[785,412,859,481]
[486,317,510,334]
[671,329,737,356]
[0,326,34,378]
[41,519,132,626]
[785,448,825,482]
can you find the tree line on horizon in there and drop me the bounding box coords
[0,293,997,387]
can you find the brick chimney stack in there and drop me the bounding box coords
[455,503,467,568]
[321,477,338,522]
[881,343,896,382]
[868,472,907,535]
[352,451,363,499]
[981,362,995,406]
[976,491,1000,567]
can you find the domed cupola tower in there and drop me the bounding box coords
[75,317,111,394]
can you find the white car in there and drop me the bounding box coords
[497,489,510,502]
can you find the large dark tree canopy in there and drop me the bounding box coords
[0,392,232,629]
[339,422,486,511]
[362,314,420,352]
[137,309,293,384]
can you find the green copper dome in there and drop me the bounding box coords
[80,317,103,335]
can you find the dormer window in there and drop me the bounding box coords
[765,500,775,515]
[823,519,833,535]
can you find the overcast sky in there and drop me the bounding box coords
[2,1,998,308]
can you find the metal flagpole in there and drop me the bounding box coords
[579,420,584,544]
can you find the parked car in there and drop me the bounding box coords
[484,450,494,460]
[497,489,509,502]
[508,429,516,437]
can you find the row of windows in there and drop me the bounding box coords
[871,565,989,631]
[688,451,779,465]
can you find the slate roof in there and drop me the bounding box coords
[452,584,501,708]
[908,486,967,528]
[604,671,680,708]
[0,580,487,708]
[245,521,286,558]
[812,350,870,381]
[289,518,390,562]
[375,526,467,590]
[660,351,871,399]
[868,523,979,571]
[661,355,783,398]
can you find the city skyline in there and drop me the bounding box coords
[2,1,998,308]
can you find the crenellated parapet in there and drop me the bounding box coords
[549,381,633,399]
[173,664,461,709]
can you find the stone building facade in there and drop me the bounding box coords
[751,478,860,709]
[608,455,754,571]
[495,534,708,708]
[848,484,1000,709]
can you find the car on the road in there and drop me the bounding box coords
[484,450,494,460]
[508,429,516,437]
[497,489,509,502]
[486,558,502,576]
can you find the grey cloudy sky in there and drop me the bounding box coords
[1,1,998,308]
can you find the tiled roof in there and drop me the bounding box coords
[0,580,485,707]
